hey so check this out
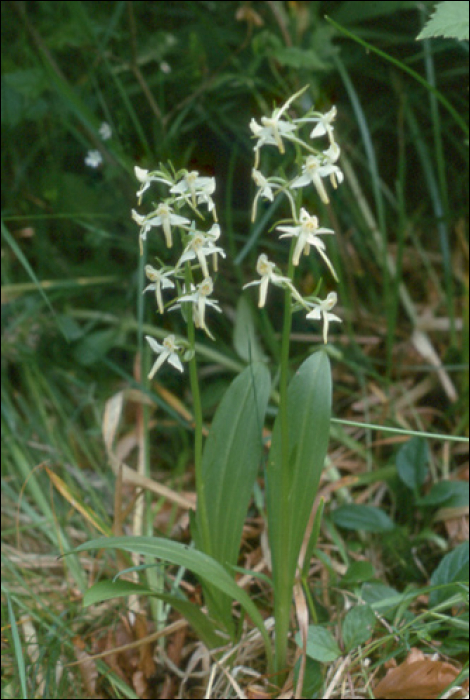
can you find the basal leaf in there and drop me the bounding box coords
[266,351,331,632]
[195,362,270,626]
[83,579,224,649]
[69,536,273,666]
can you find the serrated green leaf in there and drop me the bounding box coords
[396,437,429,492]
[295,625,341,663]
[267,352,331,611]
[330,504,395,533]
[195,363,270,626]
[417,1,469,41]
[83,579,224,649]
[69,536,273,666]
[342,605,376,651]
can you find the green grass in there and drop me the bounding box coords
[2,1,468,697]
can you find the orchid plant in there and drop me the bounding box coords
[73,86,344,684]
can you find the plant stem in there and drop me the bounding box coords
[184,264,211,555]
[274,246,295,676]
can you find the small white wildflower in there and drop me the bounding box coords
[277,207,338,279]
[243,253,302,308]
[249,86,308,167]
[176,276,222,339]
[296,105,337,144]
[146,334,184,378]
[176,228,225,278]
[305,291,342,344]
[85,150,103,168]
[99,122,112,140]
[143,264,176,314]
[171,171,217,216]
[133,203,190,253]
[160,61,172,74]
[134,166,174,203]
[290,152,343,204]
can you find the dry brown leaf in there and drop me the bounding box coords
[374,648,468,699]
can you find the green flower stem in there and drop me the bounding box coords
[273,243,296,675]
[184,263,211,556]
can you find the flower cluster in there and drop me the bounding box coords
[245,88,343,343]
[132,164,224,377]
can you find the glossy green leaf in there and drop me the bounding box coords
[233,296,266,363]
[266,351,331,655]
[194,362,270,626]
[330,504,395,533]
[83,579,224,650]
[69,535,273,666]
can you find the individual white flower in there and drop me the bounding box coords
[305,291,342,344]
[171,171,217,216]
[85,150,103,168]
[133,203,190,252]
[296,105,337,144]
[176,227,225,278]
[290,152,343,204]
[143,264,176,314]
[249,86,308,167]
[99,122,112,140]
[176,276,222,339]
[146,334,184,378]
[276,208,338,279]
[134,166,174,202]
[243,253,302,308]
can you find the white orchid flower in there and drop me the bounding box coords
[171,171,217,215]
[134,166,174,203]
[296,105,337,144]
[305,292,342,344]
[176,228,225,278]
[176,276,222,339]
[276,208,338,279]
[132,203,190,252]
[243,253,302,308]
[290,152,343,204]
[143,264,176,314]
[250,86,309,167]
[146,334,184,378]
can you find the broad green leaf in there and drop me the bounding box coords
[69,535,273,667]
[294,656,323,698]
[83,579,224,650]
[430,542,469,607]
[342,605,376,651]
[233,296,266,363]
[266,351,331,657]
[417,1,469,41]
[195,362,270,626]
[396,437,429,492]
[330,504,395,533]
[295,625,341,663]
[341,561,376,585]
[417,480,469,508]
